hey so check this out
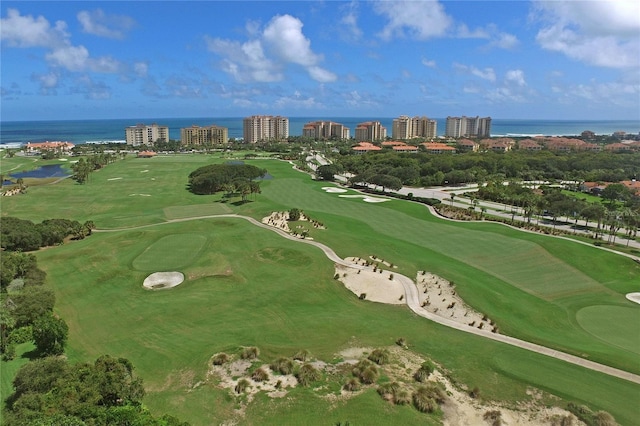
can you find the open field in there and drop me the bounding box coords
[2,154,639,424]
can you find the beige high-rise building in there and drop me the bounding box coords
[125,123,169,146]
[355,121,387,142]
[302,121,350,140]
[180,125,228,145]
[243,115,289,143]
[392,116,437,139]
[445,116,491,138]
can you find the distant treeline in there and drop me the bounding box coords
[336,150,640,186]
[0,217,95,252]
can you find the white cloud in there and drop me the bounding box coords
[45,45,90,71]
[533,0,640,68]
[77,9,135,39]
[339,1,363,42]
[31,71,60,94]
[1,8,68,48]
[373,0,452,40]
[422,58,436,68]
[489,33,519,50]
[2,8,129,76]
[206,14,336,83]
[456,23,489,39]
[505,70,526,87]
[454,63,496,82]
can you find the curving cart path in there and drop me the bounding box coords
[96,214,640,385]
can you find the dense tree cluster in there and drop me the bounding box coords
[336,150,640,186]
[0,217,95,252]
[187,162,267,196]
[71,153,119,184]
[475,182,638,244]
[4,355,188,426]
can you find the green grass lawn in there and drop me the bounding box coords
[2,154,639,425]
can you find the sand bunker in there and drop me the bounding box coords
[129,193,151,197]
[338,194,390,203]
[336,257,405,304]
[322,186,348,193]
[626,293,640,304]
[107,177,123,181]
[143,271,184,290]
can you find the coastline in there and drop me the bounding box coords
[1,117,639,146]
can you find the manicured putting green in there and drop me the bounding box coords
[132,234,206,271]
[576,305,640,354]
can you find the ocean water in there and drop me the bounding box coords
[1,117,638,147]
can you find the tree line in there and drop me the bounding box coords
[0,217,95,252]
[0,217,189,424]
[331,150,640,187]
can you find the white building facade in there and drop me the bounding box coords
[125,123,169,146]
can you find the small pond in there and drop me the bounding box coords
[10,164,70,179]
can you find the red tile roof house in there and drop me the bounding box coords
[381,140,407,147]
[392,145,419,153]
[480,138,515,152]
[456,138,478,152]
[25,141,75,154]
[352,142,382,154]
[622,180,640,196]
[580,181,609,195]
[137,151,157,158]
[518,139,543,151]
[421,142,456,154]
[604,143,632,152]
[542,137,586,152]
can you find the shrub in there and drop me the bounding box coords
[367,348,390,365]
[594,411,617,426]
[270,357,294,375]
[8,326,33,344]
[1,343,16,361]
[293,349,310,362]
[359,293,366,300]
[394,388,411,406]
[235,379,250,394]
[212,353,229,366]
[377,382,400,402]
[412,388,438,413]
[351,359,379,384]
[396,337,407,348]
[343,378,361,392]
[413,361,435,382]
[296,363,321,386]
[240,346,259,360]
[483,410,503,426]
[412,382,446,413]
[251,368,269,382]
[469,386,480,399]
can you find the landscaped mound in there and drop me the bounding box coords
[143,271,185,290]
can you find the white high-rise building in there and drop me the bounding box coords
[445,116,491,138]
[392,116,437,139]
[243,115,289,143]
[125,123,169,146]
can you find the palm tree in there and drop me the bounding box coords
[449,193,455,206]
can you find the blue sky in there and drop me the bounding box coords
[1,1,639,121]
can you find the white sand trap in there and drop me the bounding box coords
[338,194,390,203]
[108,177,123,181]
[363,197,390,203]
[625,293,640,304]
[143,271,184,290]
[59,158,68,161]
[129,193,151,197]
[322,186,348,193]
[141,170,149,173]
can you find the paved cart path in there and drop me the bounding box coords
[96,214,640,385]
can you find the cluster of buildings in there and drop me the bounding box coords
[123,114,489,147]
